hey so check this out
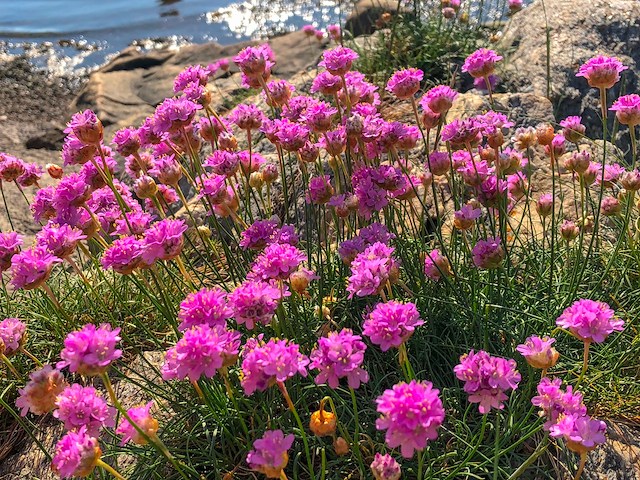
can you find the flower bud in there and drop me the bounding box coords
[621,170,640,191]
[535,195,554,217]
[197,225,212,238]
[560,220,580,241]
[249,172,264,189]
[333,437,349,456]
[536,123,555,146]
[289,269,316,295]
[261,163,279,183]
[134,175,158,199]
[46,163,64,179]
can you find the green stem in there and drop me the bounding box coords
[278,382,316,480]
[493,414,501,480]
[96,459,128,480]
[348,388,366,475]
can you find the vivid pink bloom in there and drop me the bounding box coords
[36,223,86,259]
[462,48,503,78]
[610,94,640,126]
[308,175,334,205]
[248,242,306,281]
[173,65,209,93]
[516,336,559,370]
[112,127,141,156]
[101,236,145,275]
[57,323,122,376]
[246,429,294,478]
[386,68,424,99]
[152,98,201,134]
[229,280,282,329]
[53,173,91,209]
[161,325,241,382]
[375,380,445,458]
[442,118,481,146]
[559,116,586,143]
[61,136,96,166]
[363,301,424,351]
[0,231,23,272]
[32,187,57,223]
[302,100,338,133]
[424,249,453,281]
[0,317,26,356]
[311,71,343,96]
[10,246,62,290]
[54,384,115,437]
[178,288,232,331]
[205,150,240,177]
[274,119,310,152]
[549,414,607,453]
[472,237,505,269]
[238,151,266,175]
[141,218,188,264]
[281,95,314,122]
[576,55,627,89]
[370,453,401,480]
[230,103,265,131]
[319,46,359,76]
[51,427,101,479]
[196,173,229,205]
[263,79,295,107]
[347,242,397,298]
[113,211,153,237]
[239,219,279,250]
[233,44,275,79]
[116,401,159,446]
[532,377,587,429]
[556,299,623,343]
[454,203,483,230]
[595,163,625,187]
[240,337,309,395]
[310,328,369,389]
[64,110,103,145]
[422,85,458,114]
[16,365,67,416]
[454,350,521,414]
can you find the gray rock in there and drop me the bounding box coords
[498,0,640,141]
[344,0,407,37]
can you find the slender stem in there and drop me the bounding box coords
[577,341,591,385]
[630,125,638,170]
[278,382,316,480]
[506,437,549,480]
[1,353,21,379]
[417,448,425,479]
[0,182,15,230]
[20,347,43,368]
[348,388,366,474]
[573,453,587,480]
[493,414,501,480]
[484,74,495,107]
[96,459,128,480]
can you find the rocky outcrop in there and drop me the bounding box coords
[344,0,406,37]
[498,0,640,136]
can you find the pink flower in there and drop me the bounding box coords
[532,377,587,429]
[64,110,103,145]
[16,365,67,416]
[205,150,240,177]
[36,223,86,259]
[51,427,101,479]
[363,301,424,351]
[462,49,503,78]
[53,173,91,209]
[112,127,141,156]
[274,119,310,152]
[234,44,275,79]
[370,453,401,480]
[141,218,188,264]
[230,103,265,131]
[302,100,337,133]
[161,325,241,382]
[101,236,145,275]
[454,203,482,230]
[347,242,397,298]
[610,94,640,126]
[577,55,627,89]
[113,211,153,236]
[516,336,559,370]
[263,79,295,107]
[0,231,23,272]
[310,328,369,389]
[421,85,458,114]
[536,194,554,217]
[116,401,159,446]
[17,162,43,187]
[54,384,115,436]
[248,243,306,281]
[178,288,232,331]
[0,317,26,356]
[559,116,586,143]
[57,323,122,376]
[424,249,453,281]
[311,71,343,96]
[246,430,294,478]
[472,237,505,269]
[10,246,62,290]
[375,380,445,458]
[240,337,309,395]
[454,350,521,414]
[556,299,623,343]
[0,154,26,182]
[239,219,278,250]
[549,414,607,454]
[442,118,481,146]
[319,46,359,76]
[152,98,201,134]
[229,281,282,329]
[173,65,209,93]
[386,68,424,99]
[308,175,335,205]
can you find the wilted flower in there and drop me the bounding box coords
[116,401,159,446]
[559,116,586,143]
[424,249,453,281]
[517,336,560,370]
[16,365,67,416]
[375,380,445,458]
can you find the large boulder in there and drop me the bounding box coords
[498,0,640,137]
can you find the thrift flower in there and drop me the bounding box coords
[549,414,607,454]
[246,430,294,478]
[36,224,86,259]
[54,384,115,437]
[347,242,398,298]
[577,55,627,89]
[177,287,232,331]
[101,236,145,275]
[229,280,282,329]
[610,94,640,126]
[386,68,424,99]
[462,49,503,78]
[161,325,240,382]
[375,380,445,458]
[10,246,62,290]
[310,328,369,389]
[556,299,623,343]
[454,350,521,414]
[370,453,401,480]
[248,243,306,281]
[51,427,101,479]
[319,46,359,76]
[0,231,23,272]
[0,317,26,356]
[363,301,424,351]
[424,249,453,281]
[516,336,560,370]
[57,323,122,376]
[422,85,458,114]
[65,110,103,145]
[16,365,67,416]
[141,219,188,264]
[116,401,159,446]
[472,237,505,269]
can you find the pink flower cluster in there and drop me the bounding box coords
[310,328,369,389]
[363,301,424,351]
[556,299,623,343]
[57,323,122,376]
[454,350,521,414]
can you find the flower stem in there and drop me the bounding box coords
[96,459,128,480]
[348,388,366,474]
[278,382,316,480]
[417,448,425,479]
[20,347,43,368]
[577,341,591,385]
[0,353,21,379]
[493,414,501,480]
[573,452,587,480]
